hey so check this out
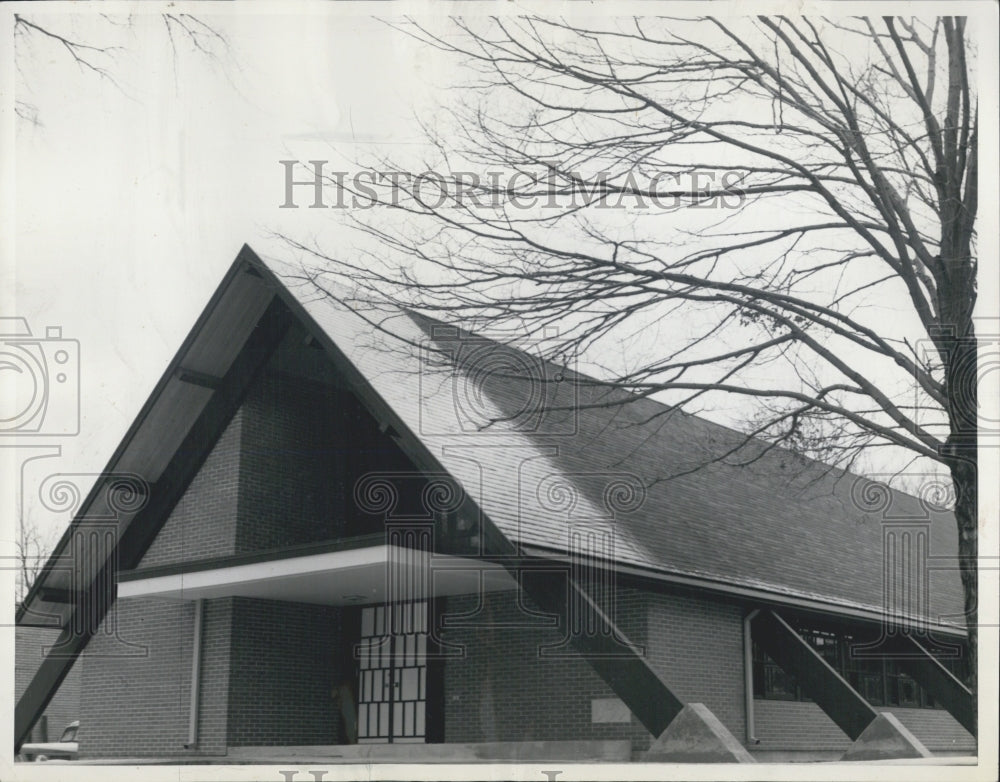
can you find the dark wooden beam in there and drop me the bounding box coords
[36,588,74,604]
[174,367,223,389]
[882,635,974,735]
[16,256,259,629]
[752,609,877,740]
[518,568,685,738]
[15,297,292,752]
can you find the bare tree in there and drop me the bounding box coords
[15,517,53,607]
[296,15,979,725]
[14,12,231,123]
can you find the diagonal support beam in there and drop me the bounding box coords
[751,609,877,740]
[518,568,685,738]
[175,367,224,389]
[880,634,975,735]
[15,296,292,752]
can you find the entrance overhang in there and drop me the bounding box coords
[117,545,517,606]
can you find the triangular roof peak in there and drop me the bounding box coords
[20,244,964,635]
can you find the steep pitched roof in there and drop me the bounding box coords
[289,270,965,631]
[19,244,966,635]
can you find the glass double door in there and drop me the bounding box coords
[356,601,429,743]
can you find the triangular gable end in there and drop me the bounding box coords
[15,245,536,749]
[16,244,689,750]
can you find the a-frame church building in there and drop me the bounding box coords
[16,245,975,763]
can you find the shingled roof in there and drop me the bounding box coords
[279,252,966,633]
[19,244,966,636]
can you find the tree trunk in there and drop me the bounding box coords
[939,227,977,737]
[950,453,977,738]
[944,312,978,738]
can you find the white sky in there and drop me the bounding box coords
[2,0,998,582]
[4,8,456,551]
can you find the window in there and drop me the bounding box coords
[58,722,79,743]
[843,635,886,706]
[752,621,968,710]
[885,661,921,707]
[753,641,799,700]
[804,628,841,668]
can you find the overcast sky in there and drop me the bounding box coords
[3,1,999,558]
[4,7,457,551]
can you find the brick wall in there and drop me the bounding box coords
[753,699,976,755]
[77,597,233,758]
[137,368,409,570]
[226,598,342,746]
[439,586,650,751]
[16,626,81,742]
[82,389,247,757]
[894,707,976,753]
[753,699,847,753]
[79,594,348,757]
[139,412,243,568]
[644,588,746,746]
[230,369,419,554]
[438,584,746,756]
[235,375,344,552]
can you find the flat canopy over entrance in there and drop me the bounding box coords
[117,545,516,606]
